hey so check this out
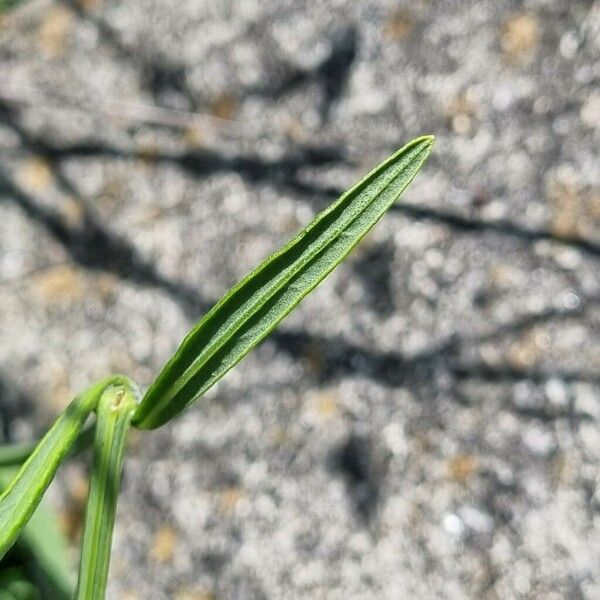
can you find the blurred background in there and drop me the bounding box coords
[0,0,599,598]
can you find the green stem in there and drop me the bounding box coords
[75,380,138,600]
[0,376,130,560]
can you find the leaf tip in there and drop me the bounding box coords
[416,134,435,147]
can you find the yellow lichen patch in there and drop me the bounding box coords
[443,92,478,136]
[546,171,585,239]
[175,589,215,600]
[218,486,244,515]
[507,329,542,369]
[501,14,540,64]
[488,263,523,288]
[150,525,178,563]
[384,10,414,40]
[182,124,204,148]
[60,197,86,229]
[446,454,479,482]
[119,592,139,600]
[546,165,600,240]
[302,389,340,426]
[16,157,54,192]
[210,93,237,120]
[32,264,86,304]
[38,5,73,58]
[316,390,339,419]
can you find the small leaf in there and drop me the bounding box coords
[75,381,138,600]
[133,135,434,429]
[0,376,131,559]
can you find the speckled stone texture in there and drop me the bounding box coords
[1,0,600,598]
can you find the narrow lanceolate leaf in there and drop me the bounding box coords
[75,381,138,600]
[134,135,434,430]
[0,375,131,559]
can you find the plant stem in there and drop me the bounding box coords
[75,380,139,600]
[0,376,130,559]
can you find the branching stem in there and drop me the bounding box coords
[0,375,131,559]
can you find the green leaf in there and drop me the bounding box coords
[0,376,131,559]
[75,381,138,600]
[0,444,35,469]
[0,425,96,468]
[133,135,434,429]
[0,468,73,600]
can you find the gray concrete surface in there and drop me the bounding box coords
[1,0,600,598]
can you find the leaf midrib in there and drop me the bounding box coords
[143,142,429,418]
